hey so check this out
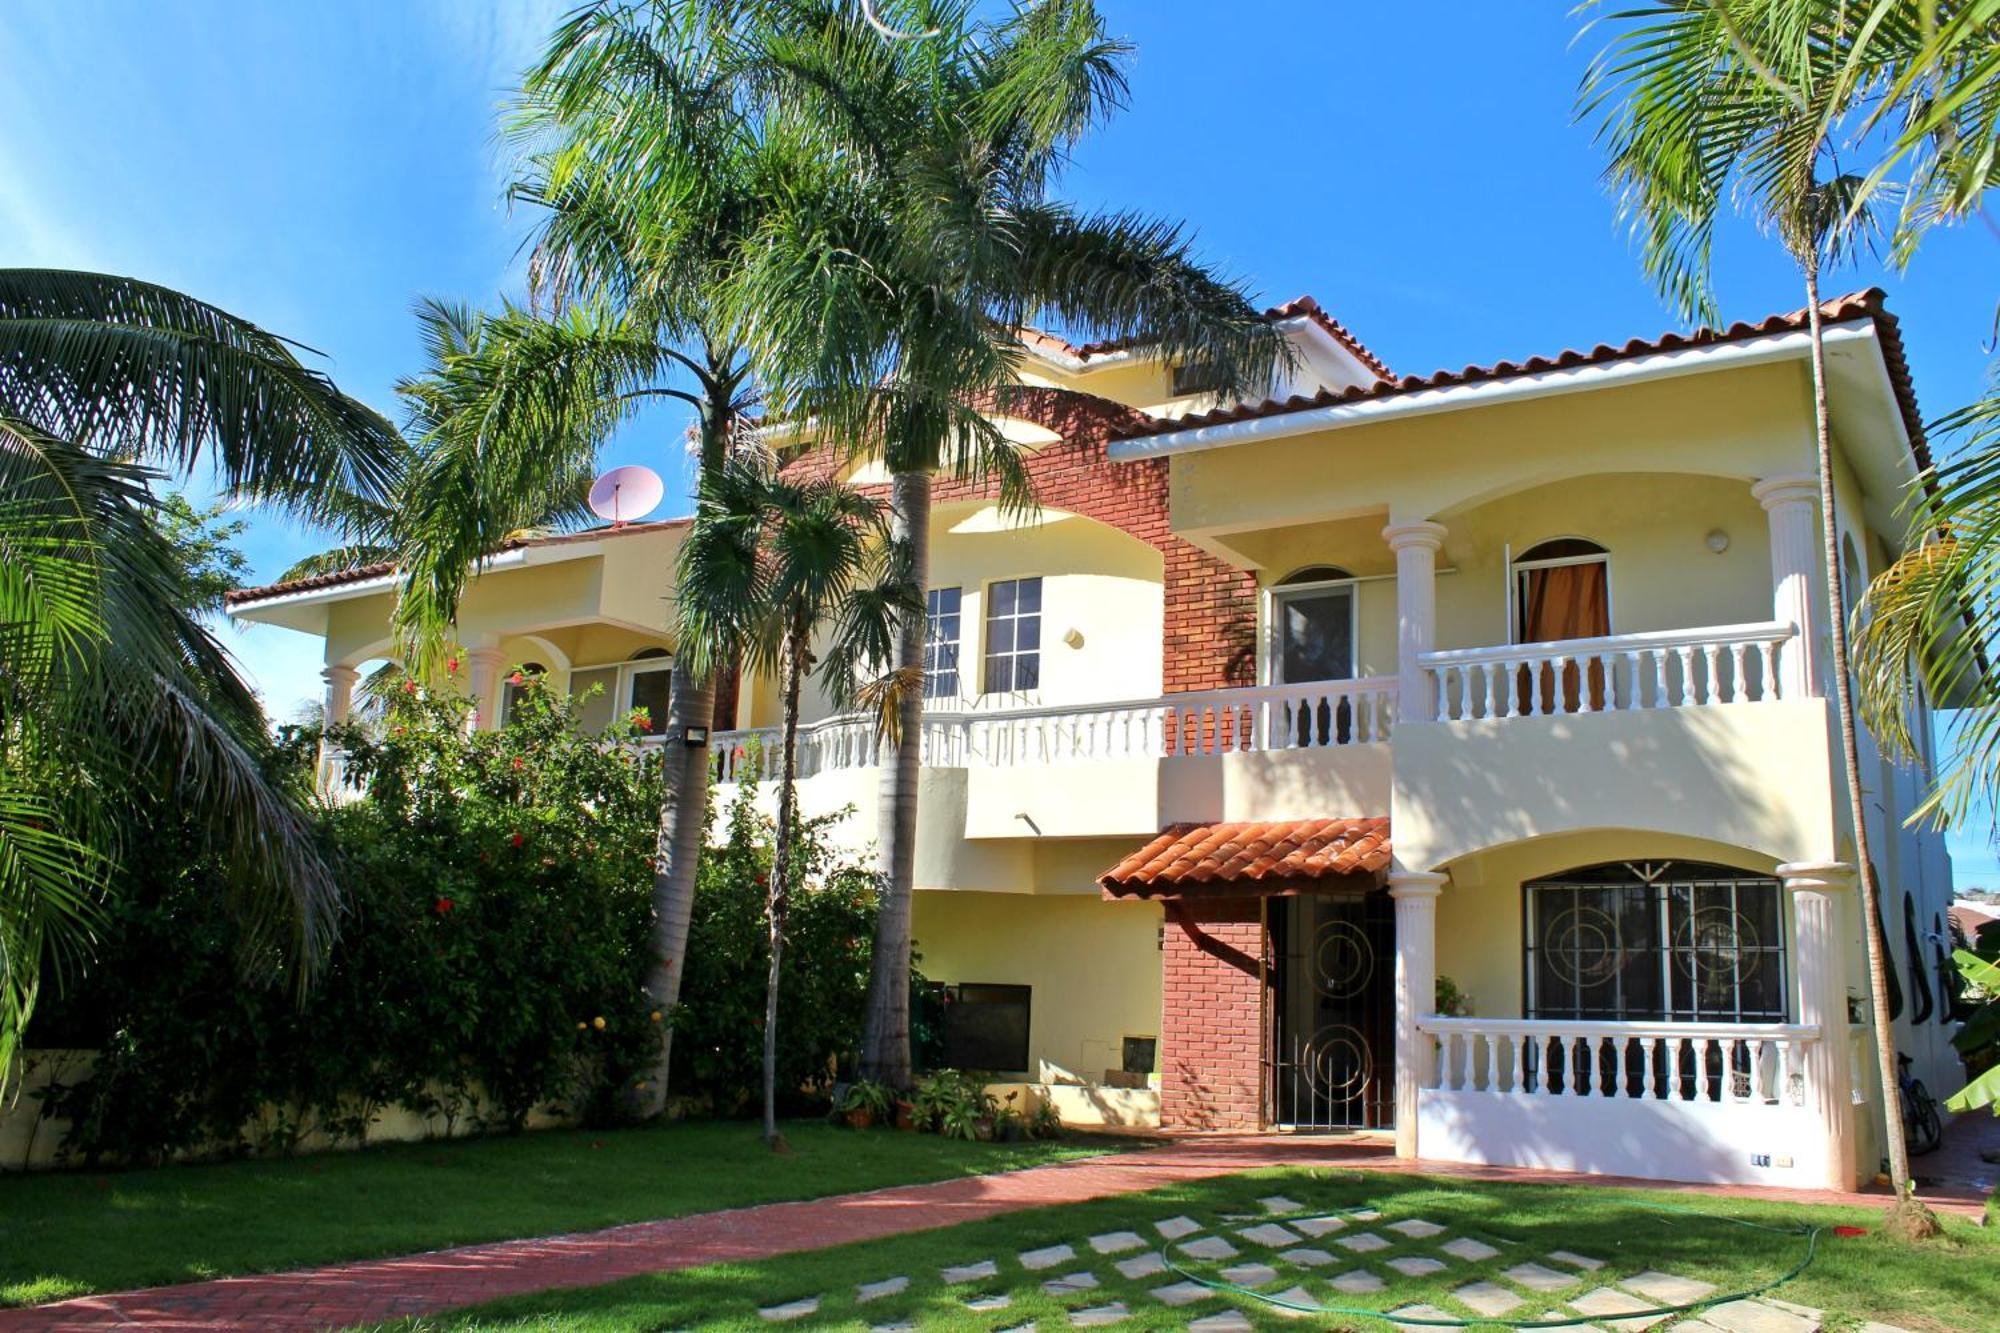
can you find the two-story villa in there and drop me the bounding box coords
[228,288,1962,1193]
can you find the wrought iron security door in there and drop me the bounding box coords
[1267,891,1395,1129]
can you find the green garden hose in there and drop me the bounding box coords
[1163,1200,1828,1329]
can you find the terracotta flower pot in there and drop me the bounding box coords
[895,1099,917,1131]
[844,1106,875,1130]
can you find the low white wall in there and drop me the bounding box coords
[985,1080,1161,1131]
[1417,1090,1828,1188]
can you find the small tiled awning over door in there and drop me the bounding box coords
[1096,817,1390,900]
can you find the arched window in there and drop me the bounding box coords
[1512,538,1609,644]
[1524,860,1786,1023]
[1269,565,1356,685]
[501,662,547,725]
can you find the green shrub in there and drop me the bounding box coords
[31,676,882,1163]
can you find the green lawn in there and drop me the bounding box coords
[400,1168,1999,1333]
[0,1119,1121,1308]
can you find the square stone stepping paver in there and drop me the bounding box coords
[759,1297,820,1322]
[1572,1286,1672,1330]
[1387,1255,1448,1278]
[1441,1236,1501,1262]
[1330,1268,1386,1294]
[1696,1298,1818,1333]
[1218,1262,1279,1287]
[1291,1214,1348,1238]
[1043,1271,1100,1295]
[1503,1261,1582,1292]
[1386,1218,1447,1239]
[1088,1230,1145,1255]
[1278,1246,1336,1268]
[1187,1314,1254,1333]
[1548,1248,1607,1271]
[941,1259,999,1284]
[1068,1301,1127,1327]
[856,1276,909,1303]
[1271,1285,1320,1317]
[1620,1269,1719,1305]
[966,1293,1013,1312]
[1020,1243,1076,1271]
[1149,1279,1214,1308]
[1389,1305,1456,1333]
[1177,1235,1239,1261]
[1351,1208,1383,1221]
[1452,1281,1525,1318]
[1155,1215,1203,1240]
[1114,1251,1166,1280]
[1259,1194,1307,1214]
[1236,1222,1304,1247]
[1334,1231,1390,1253]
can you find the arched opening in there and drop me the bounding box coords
[1511,538,1610,712]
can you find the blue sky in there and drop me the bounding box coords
[4,3,1996,881]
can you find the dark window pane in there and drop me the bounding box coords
[987,657,1014,693]
[987,619,1014,654]
[629,668,672,728]
[1015,655,1040,690]
[991,581,1016,616]
[1280,588,1354,683]
[944,983,1031,1072]
[1016,577,1042,613]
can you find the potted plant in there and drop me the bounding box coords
[894,1096,917,1131]
[838,1079,893,1129]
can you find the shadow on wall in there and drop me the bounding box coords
[1394,702,1835,871]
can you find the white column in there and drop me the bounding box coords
[465,645,506,732]
[1778,860,1857,1190]
[1383,521,1447,722]
[321,664,358,726]
[1753,475,1823,699]
[1389,868,1446,1159]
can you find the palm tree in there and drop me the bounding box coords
[1580,0,1936,1224]
[388,1,802,1111]
[0,269,400,1088]
[677,456,908,1145]
[734,0,1289,1088]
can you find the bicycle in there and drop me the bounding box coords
[1899,1052,1943,1156]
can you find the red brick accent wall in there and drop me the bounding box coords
[782,388,1257,699]
[1159,898,1268,1131]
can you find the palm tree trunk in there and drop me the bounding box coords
[764,613,806,1148]
[1804,261,1916,1201]
[860,466,929,1088]
[638,657,714,1115]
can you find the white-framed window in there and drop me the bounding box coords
[924,587,963,700]
[1265,565,1357,685]
[1510,537,1610,644]
[568,649,674,735]
[982,576,1042,694]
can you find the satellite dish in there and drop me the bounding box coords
[588,465,665,525]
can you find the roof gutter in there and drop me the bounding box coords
[1107,320,1879,462]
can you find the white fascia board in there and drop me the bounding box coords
[1107,320,1880,462]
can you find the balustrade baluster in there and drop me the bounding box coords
[1728,642,1749,702]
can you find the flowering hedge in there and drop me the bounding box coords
[32,678,882,1163]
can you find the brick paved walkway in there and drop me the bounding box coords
[3,1133,1986,1332]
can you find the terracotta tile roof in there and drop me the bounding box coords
[1106,289,1930,470]
[1016,295,1395,384]
[1099,817,1390,900]
[223,517,692,608]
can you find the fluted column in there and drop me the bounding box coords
[1753,475,1823,699]
[1383,521,1447,722]
[465,645,505,732]
[1778,860,1857,1190]
[1389,868,1447,1158]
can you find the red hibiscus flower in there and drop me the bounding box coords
[509,832,525,848]
[435,897,454,914]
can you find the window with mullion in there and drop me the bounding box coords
[982,576,1042,695]
[924,587,962,700]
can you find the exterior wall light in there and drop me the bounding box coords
[1705,528,1731,554]
[682,725,709,747]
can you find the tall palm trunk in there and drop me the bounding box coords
[640,659,714,1114]
[860,466,930,1088]
[1803,262,1913,1198]
[764,609,807,1147]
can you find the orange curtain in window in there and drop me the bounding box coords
[1518,563,1609,712]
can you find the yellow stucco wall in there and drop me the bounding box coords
[912,890,1163,1085]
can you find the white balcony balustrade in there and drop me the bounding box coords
[1420,622,1797,722]
[1419,1017,1817,1107]
[708,677,1397,781]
